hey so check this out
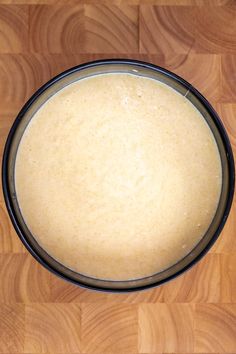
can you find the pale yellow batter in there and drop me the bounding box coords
[15,74,222,280]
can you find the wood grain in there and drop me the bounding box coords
[0,2,236,354]
[138,304,195,352]
[0,254,51,303]
[83,5,138,53]
[0,5,28,53]
[0,54,42,104]
[140,6,196,55]
[81,304,138,353]
[29,5,84,53]
[0,202,25,252]
[219,254,236,303]
[140,5,236,55]
[221,56,236,103]
[195,304,236,353]
[0,0,235,4]
[195,6,236,54]
[0,304,25,353]
[24,303,81,353]
[29,5,139,53]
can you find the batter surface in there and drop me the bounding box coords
[15,74,222,280]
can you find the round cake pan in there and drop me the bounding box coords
[2,59,235,292]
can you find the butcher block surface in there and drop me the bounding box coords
[0,1,235,353]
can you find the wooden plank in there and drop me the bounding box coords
[139,6,196,55]
[138,303,195,352]
[0,254,51,302]
[195,6,236,54]
[28,5,139,53]
[194,304,236,353]
[81,303,138,353]
[0,304,25,353]
[24,303,81,353]
[0,5,28,53]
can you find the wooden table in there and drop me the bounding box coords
[0,1,235,353]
